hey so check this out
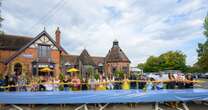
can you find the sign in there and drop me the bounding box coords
[38,64,48,68]
[20,54,33,58]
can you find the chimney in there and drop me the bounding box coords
[55,27,61,47]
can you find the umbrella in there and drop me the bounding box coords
[67,68,79,73]
[40,67,53,72]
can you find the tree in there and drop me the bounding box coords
[159,51,187,71]
[143,56,160,72]
[196,15,208,72]
[139,51,187,72]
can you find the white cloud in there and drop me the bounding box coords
[1,0,208,66]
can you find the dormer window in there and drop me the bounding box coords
[38,44,50,57]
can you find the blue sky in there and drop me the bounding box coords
[1,0,208,66]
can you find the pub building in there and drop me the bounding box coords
[0,28,67,77]
[0,27,131,78]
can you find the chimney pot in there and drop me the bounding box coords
[55,27,61,47]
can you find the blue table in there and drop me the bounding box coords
[0,89,208,104]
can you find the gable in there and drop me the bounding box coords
[4,30,66,64]
[30,35,58,50]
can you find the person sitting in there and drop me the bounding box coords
[122,74,130,90]
[185,74,194,89]
[71,74,81,91]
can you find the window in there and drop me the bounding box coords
[14,63,22,75]
[38,45,50,57]
[112,67,116,74]
[123,67,128,73]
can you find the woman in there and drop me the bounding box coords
[39,77,46,91]
[138,75,146,90]
[185,74,194,89]
[129,74,137,89]
[71,74,81,91]
[114,75,122,90]
[0,74,4,92]
[81,78,88,90]
[145,77,155,91]
[63,76,70,91]
[96,74,107,91]
[107,75,114,90]
[8,76,16,91]
[122,74,130,90]
[88,76,97,90]
[167,73,175,89]
[53,77,60,91]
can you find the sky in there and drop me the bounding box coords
[1,0,208,66]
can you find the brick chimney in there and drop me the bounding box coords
[55,27,61,47]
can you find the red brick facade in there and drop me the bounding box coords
[0,29,66,77]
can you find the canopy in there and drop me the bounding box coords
[67,68,79,73]
[40,67,53,72]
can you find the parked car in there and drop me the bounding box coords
[205,73,208,79]
[198,73,207,79]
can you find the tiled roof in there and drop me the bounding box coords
[79,49,95,65]
[92,56,105,66]
[105,40,130,63]
[0,34,33,51]
[61,55,79,65]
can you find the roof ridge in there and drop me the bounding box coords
[2,34,33,39]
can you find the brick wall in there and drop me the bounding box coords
[4,47,61,77]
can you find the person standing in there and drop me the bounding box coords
[155,73,167,90]
[114,74,122,90]
[122,74,130,90]
[138,75,146,90]
[0,74,4,91]
[185,74,194,89]
[96,74,107,91]
[63,76,70,91]
[81,78,88,90]
[167,73,175,89]
[107,75,114,90]
[88,76,97,90]
[71,74,81,91]
[129,74,137,89]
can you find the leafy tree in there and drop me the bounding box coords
[196,15,208,72]
[115,70,125,78]
[159,51,187,71]
[139,51,187,72]
[143,56,160,72]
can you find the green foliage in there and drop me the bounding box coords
[140,51,187,72]
[59,73,65,81]
[196,15,208,72]
[87,66,94,77]
[204,16,208,38]
[114,70,125,78]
